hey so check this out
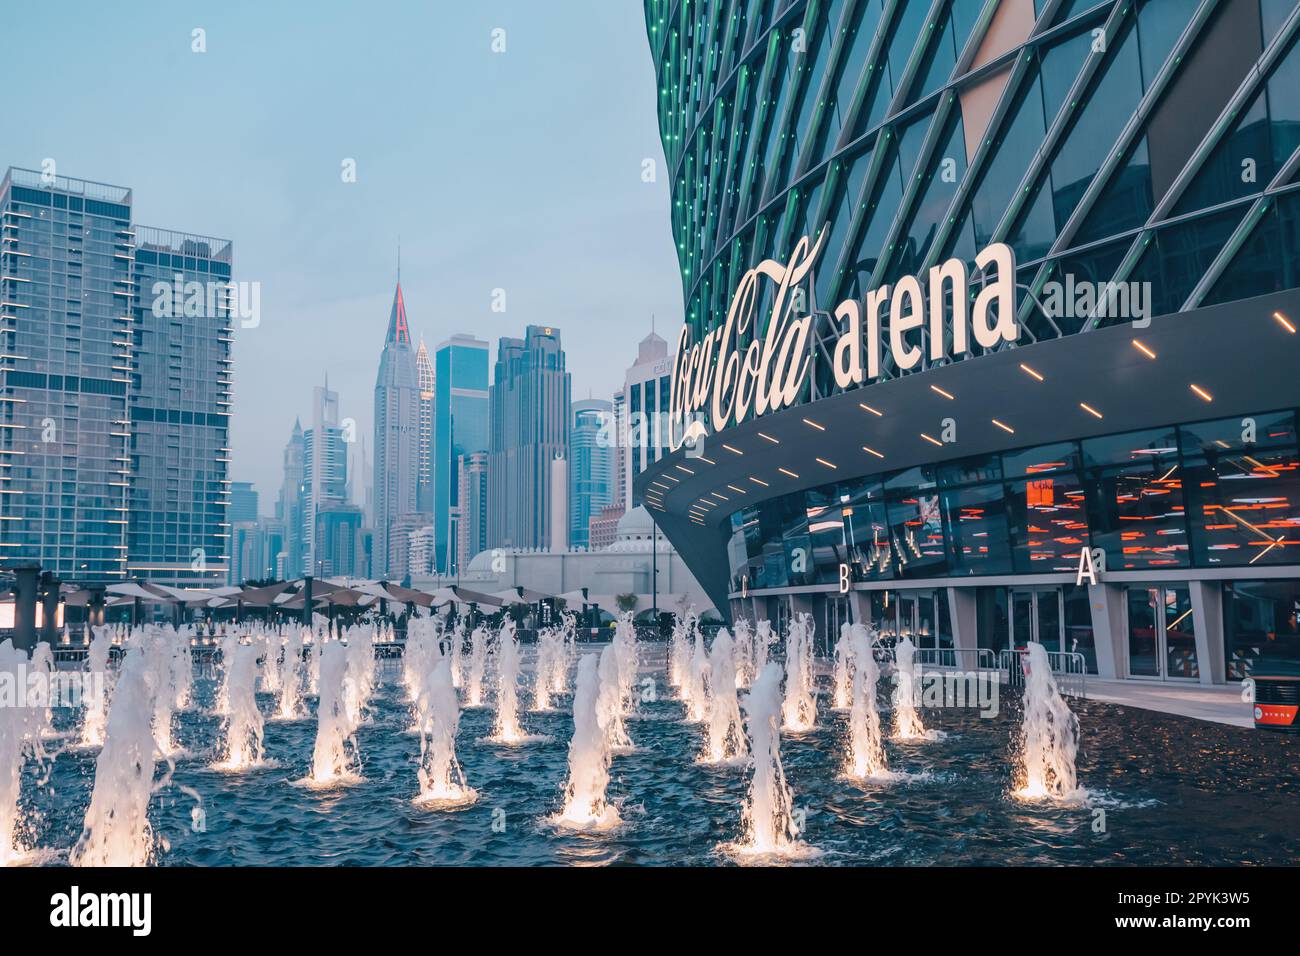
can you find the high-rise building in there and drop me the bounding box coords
[488,326,571,551]
[230,482,258,524]
[302,379,348,572]
[277,418,306,579]
[415,337,434,513]
[611,388,628,511]
[569,398,614,549]
[130,226,235,587]
[433,334,489,573]
[0,167,232,584]
[314,502,363,578]
[386,512,428,583]
[456,450,489,572]
[372,280,420,575]
[623,331,672,509]
[230,515,282,585]
[407,524,435,577]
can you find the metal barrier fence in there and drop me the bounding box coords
[998,648,1088,699]
[913,647,999,672]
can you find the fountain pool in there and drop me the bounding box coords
[6,640,1298,866]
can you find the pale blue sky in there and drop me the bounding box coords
[2,0,681,507]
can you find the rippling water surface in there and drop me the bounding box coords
[20,648,1300,866]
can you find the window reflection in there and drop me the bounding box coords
[1007,472,1089,573]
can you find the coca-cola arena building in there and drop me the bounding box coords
[637,0,1300,687]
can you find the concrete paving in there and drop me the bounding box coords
[1085,678,1253,728]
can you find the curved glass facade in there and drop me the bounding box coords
[646,1,1300,685]
[647,0,1300,387]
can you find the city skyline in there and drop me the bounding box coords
[0,0,682,503]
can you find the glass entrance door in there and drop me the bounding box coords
[1010,588,1063,651]
[1126,585,1199,680]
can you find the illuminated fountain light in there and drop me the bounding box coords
[71,648,159,867]
[465,624,491,708]
[79,627,113,748]
[211,641,267,771]
[1014,641,1089,805]
[832,622,852,711]
[144,629,181,758]
[684,622,711,723]
[596,643,634,752]
[844,624,890,781]
[414,657,476,809]
[722,662,819,862]
[554,654,620,830]
[891,637,941,742]
[702,629,747,765]
[781,613,817,733]
[299,640,360,788]
[487,619,548,745]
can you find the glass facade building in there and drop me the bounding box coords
[570,398,615,548]
[0,168,232,585]
[433,334,489,574]
[642,1,1300,684]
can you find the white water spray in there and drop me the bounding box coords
[781,614,816,732]
[704,630,747,764]
[556,654,619,829]
[1015,642,1087,803]
[727,662,817,860]
[415,657,476,807]
[845,624,888,779]
[212,641,265,770]
[71,648,158,866]
[891,637,929,741]
[305,640,358,786]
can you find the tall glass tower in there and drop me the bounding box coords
[488,326,571,551]
[433,334,489,573]
[372,280,420,576]
[130,226,234,586]
[416,337,434,514]
[0,167,231,584]
[569,398,614,549]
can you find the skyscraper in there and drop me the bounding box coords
[130,226,235,587]
[569,398,614,549]
[277,418,306,579]
[433,334,489,573]
[456,450,489,573]
[488,326,570,551]
[230,482,258,524]
[415,337,434,513]
[372,280,420,576]
[314,502,363,578]
[303,379,348,574]
[0,167,231,584]
[622,331,672,509]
